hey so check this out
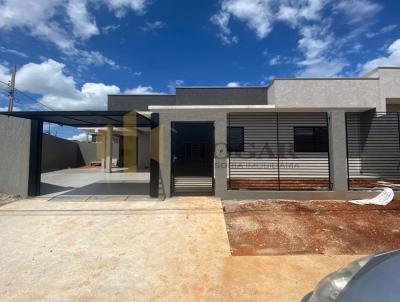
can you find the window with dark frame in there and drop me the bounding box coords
[294,126,328,152]
[228,127,244,152]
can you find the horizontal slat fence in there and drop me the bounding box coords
[346,112,400,190]
[228,112,331,191]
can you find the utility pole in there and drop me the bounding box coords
[7,65,16,112]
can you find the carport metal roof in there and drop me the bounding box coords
[0,111,152,127]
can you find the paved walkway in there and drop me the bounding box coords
[0,197,359,302]
[41,167,150,197]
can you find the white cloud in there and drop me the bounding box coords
[1,58,164,110]
[141,21,166,32]
[211,0,275,43]
[297,25,333,65]
[211,0,382,77]
[210,10,238,44]
[366,24,397,38]
[276,0,326,26]
[0,64,10,84]
[226,82,241,87]
[360,39,400,75]
[66,0,99,39]
[101,24,120,34]
[124,85,161,94]
[298,59,348,77]
[269,55,282,66]
[211,0,328,43]
[0,0,73,50]
[72,50,119,69]
[105,0,150,17]
[68,132,91,141]
[167,80,184,93]
[0,59,120,110]
[39,82,120,110]
[0,106,21,111]
[0,46,28,58]
[0,0,151,67]
[16,59,78,98]
[334,0,382,24]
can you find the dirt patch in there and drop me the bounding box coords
[223,199,400,256]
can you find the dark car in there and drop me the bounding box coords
[302,249,400,302]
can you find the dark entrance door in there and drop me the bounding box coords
[171,122,215,195]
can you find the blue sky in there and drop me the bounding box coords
[0,0,399,139]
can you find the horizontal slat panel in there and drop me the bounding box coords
[228,112,330,191]
[346,112,400,190]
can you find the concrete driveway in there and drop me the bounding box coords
[0,197,359,302]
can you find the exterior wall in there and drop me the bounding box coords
[377,68,400,111]
[155,109,375,200]
[268,79,380,110]
[108,95,176,111]
[78,142,99,165]
[41,134,82,172]
[137,130,150,170]
[79,140,118,166]
[176,87,268,105]
[387,104,400,112]
[0,115,31,196]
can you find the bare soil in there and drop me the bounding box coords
[223,199,400,256]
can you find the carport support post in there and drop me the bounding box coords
[329,110,348,192]
[150,113,159,198]
[106,126,113,173]
[28,120,43,196]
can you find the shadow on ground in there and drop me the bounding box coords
[61,181,150,196]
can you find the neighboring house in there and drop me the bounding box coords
[1,67,400,199]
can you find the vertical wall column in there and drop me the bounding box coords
[105,126,113,173]
[214,113,228,197]
[150,113,160,198]
[329,110,348,192]
[28,120,43,196]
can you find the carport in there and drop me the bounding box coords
[0,111,160,198]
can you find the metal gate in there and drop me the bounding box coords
[346,112,400,190]
[171,122,215,195]
[228,112,331,191]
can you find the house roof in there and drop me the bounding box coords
[0,111,152,127]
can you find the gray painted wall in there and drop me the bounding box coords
[108,68,400,114]
[176,87,268,105]
[41,134,82,172]
[268,79,380,110]
[78,142,99,165]
[108,95,176,111]
[0,115,31,196]
[78,141,118,166]
[107,87,268,111]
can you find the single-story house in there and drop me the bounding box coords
[1,67,400,199]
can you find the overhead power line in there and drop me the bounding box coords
[0,78,56,111]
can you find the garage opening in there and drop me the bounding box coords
[2,111,155,198]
